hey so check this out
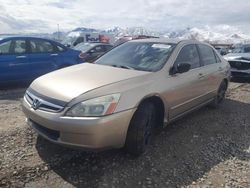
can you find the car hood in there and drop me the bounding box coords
[224,53,250,61]
[30,63,150,102]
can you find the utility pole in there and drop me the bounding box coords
[57,24,60,41]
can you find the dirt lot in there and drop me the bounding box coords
[0,82,250,188]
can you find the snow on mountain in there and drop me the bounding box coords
[163,26,250,44]
[66,26,160,40]
[106,27,160,37]
[67,25,250,44]
[72,27,100,33]
[2,25,249,45]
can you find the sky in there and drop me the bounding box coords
[0,0,250,34]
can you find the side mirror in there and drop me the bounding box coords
[89,49,95,53]
[176,63,191,73]
[170,63,191,75]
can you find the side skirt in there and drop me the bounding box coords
[164,98,214,126]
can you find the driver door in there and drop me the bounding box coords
[165,44,205,120]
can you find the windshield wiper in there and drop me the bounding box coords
[109,64,135,70]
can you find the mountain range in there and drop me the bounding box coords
[67,26,250,44]
[1,26,250,44]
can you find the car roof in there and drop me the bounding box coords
[128,38,202,44]
[0,36,56,41]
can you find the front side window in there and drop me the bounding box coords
[13,40,27,54]
[96,42,176,72]
[0,40,11,54]
[30,40,54,53]
[198,44,217,65]
[175,44,200,69]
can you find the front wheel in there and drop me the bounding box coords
[125,102,156,156]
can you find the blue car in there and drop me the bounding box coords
[0,36,82,85]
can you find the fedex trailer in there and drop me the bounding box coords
[62,32,115,47]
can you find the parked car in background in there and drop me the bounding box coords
[215,47,228,56]
[113,35,159,47]
[22,39,230,156]
[0,36,82,85]
[73,42,113,63]
[224,44,250,79]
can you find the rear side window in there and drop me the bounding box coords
[12,40,27,54]
[30,40,55,53]
[175,44,200,69]
[198,44,217,65]
[0,40,11,54]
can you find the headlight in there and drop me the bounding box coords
[65,94,120,117]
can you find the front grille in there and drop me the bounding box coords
[229,60,250,70]
[31,120,60,140]
[25,91,64,112]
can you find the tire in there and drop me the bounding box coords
[125,102,156,156]
[209,81,227,108]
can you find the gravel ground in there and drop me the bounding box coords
[0,82,249,188]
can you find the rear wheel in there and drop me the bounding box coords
[125,102,156,156]
[210,81,227,108]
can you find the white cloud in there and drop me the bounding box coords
[0,0,250,34]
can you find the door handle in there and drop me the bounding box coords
[16,55,26,59]
[218,67,223,71]
[50,53,58,56]
[198,73,205,79]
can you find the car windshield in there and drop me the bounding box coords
[73,43,95,52]
[232,45,250,53]
[95,42,176,72]
[62,37,76,45]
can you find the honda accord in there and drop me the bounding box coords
[22,39,230,155]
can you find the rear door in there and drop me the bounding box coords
[166,44,205,120]
[0,38,31,83]
[28,39,57,78]
[197,44,223,99]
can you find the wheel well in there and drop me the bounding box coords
[223,79,228,87]
[223,79,228,89]
[139,96,165,128]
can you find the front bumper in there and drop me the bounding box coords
[22,97,135,150]
[231,68,250,78]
